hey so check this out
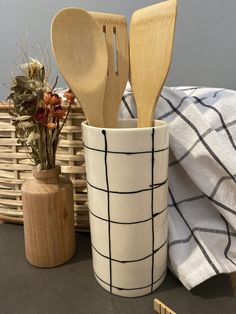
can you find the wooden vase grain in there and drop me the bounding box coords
[22,165,76,267]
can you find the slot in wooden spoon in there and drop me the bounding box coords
[51,7,108,127]
[90,12,129,128]
[130,0,177,127]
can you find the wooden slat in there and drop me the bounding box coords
[57,139,83,148]
[0,208,23,216]
[74,206,88,212]
[0,152,32,159]
[0,138,20,145]
[61,165,85,174]
[60,125,82,133]
[67,112,86,118]
[0,164,33,171]
[0,199,22,206]
[0,113,11,119]
[0,189,21,197]
[0,214,23,224]
[73,194,87,202]
[70,179,86,187]
[57,154,84,162]
[0,177,26,185]
[0,127,15,132]
[0,152,84,162]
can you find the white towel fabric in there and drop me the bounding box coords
[119,84,236,290]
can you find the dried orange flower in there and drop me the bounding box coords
[64,89,75,104]
[52,106,65,119]
[49,94,61,106]
[47,122,56,129]
[43,92,52,105]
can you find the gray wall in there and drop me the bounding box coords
[1,0,236,99]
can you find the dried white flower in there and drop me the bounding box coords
[12,115,31,121]
[27,131,40,144]
[19,58,43,71]
[20,121,34,128]
[18,58,44,80]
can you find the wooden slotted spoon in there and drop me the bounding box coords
[130,0,177,127]
[51,7,108,127]
[90,12,129,128]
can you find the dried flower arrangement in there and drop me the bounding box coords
[6,58,75,170]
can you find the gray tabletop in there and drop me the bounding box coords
[0,223,236,314]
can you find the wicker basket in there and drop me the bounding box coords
[0,102,89,232]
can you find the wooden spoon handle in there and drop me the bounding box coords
[130,0,177,128]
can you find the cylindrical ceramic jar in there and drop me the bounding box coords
[22,165,76,268]
[82,119,169,297]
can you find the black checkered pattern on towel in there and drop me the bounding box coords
[119,85,236,290]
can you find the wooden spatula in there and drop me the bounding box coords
[51,8,108,127]
[90,12,129,128]
[130,0,177,127]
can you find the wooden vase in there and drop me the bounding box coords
[22,165,76,267]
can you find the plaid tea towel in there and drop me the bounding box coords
[119,84,236,290]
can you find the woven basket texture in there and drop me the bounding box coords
[0,102,89,232]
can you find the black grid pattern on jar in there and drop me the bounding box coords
[84,127,169,294]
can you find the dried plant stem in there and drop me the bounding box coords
[36,123,45,168]
[23,143,36,164]
[51,76,58,92]
[49,128,55,168]
[30,143,40,162]
[43,128,49,169]
[59,103,71,134]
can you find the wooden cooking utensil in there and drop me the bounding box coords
[130,0,177,127]
[51,7,108,127]
[90,12,129,128]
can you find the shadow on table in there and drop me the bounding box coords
[67,231,92,264]
[191,273,235,298]
[156,270,235,299]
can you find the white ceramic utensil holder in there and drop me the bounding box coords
[82,119,169,297]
